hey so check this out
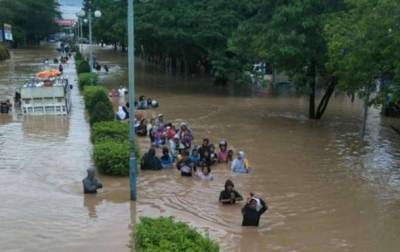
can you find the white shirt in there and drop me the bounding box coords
[118,88,127,97]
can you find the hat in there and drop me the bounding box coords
[158,113,163,117]
[87,167,95,173]
[239,151,245,158]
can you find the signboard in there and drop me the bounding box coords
[0,29,3,42]
[4,24,13,41]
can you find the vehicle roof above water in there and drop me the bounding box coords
[22,77,68,88]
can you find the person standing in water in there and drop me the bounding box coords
[219,179,243,204]
[217,140,230,163]
[141,148,162,170]
[82,167,103,194]
[231,151,250,173]
[241,194,268,226]
[118,85,127,97]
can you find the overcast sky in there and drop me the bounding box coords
[59,0,83,20]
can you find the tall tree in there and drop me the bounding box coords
[325,0,400,135]
[231,0,346,119]
[0,0,60,46]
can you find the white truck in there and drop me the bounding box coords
[20,77,71,115]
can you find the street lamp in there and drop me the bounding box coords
[94,10,102,18]
[87,2,101,76]
[77,10,86,51]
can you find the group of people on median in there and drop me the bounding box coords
[83,108,267,227]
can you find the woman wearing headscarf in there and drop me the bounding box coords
[178,122,193,150]
[116,106,127,121]
[231,151,250,173]
[217,140,230,163]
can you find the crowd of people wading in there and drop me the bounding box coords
[83,105,268,227]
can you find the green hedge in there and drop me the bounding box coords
[78,72,98,89]
[91,121,129,143]
[0,44,10,61]
[89,101,115,125]
[83,86,112,114]
[77,60,90,74]
[75,50,83,61]
[70,43,79,53]
[135,217,219,252]
[93,141,130,176]
[83,86,104,110]
[91,121,141,176]
[75,59,82,70]
[93,140,140,176]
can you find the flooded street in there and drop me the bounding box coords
[95,47,400,251]
[1,45,400,252]
[0,47,134,252]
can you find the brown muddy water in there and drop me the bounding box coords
[1,45,400,252]
[0,46,134,252]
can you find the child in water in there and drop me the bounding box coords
[177,150,194,177]
[196,161,214,181]
[189,148,201,168]
[160,147,174,169]
[209,144,218,165]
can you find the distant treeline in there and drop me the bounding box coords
[0,0,60,47]
[87,0,400,120]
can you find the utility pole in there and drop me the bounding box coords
[128,0,137,201]
[88,0,93,75]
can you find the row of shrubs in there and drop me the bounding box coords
[75,49,97,90]
[74,50,140,176]
[0,44,10,61]
[73,47,219,250]
[135,217,219,252]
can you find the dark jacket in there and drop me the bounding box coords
[82,176,102,194]
[219,190,242,205]
[198,145,210,159]
[241,199,268,226]
[141,149,162,170]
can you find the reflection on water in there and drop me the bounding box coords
[22,115,70,140]
[1,45,400,252]
[92,46,400,251]
[0,47,134,252]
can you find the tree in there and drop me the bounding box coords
[230,0,346,119]
[89,0,257,83]
[325,0,400,136]
[0,0,60,47]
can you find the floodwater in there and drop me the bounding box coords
[94,47,400,251]
[0,46,134,252]
[1,45,400,252]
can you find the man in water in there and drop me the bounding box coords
[198,138,211,160]
[118,85,127,97]
[140,148,162,170]
[219,179,243,204]
[241,194,268,226]
[82,167,103,194]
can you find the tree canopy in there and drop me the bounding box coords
[0,0,60,46]
[86,0,400,119]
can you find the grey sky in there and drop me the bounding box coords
[59,0,83,20]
